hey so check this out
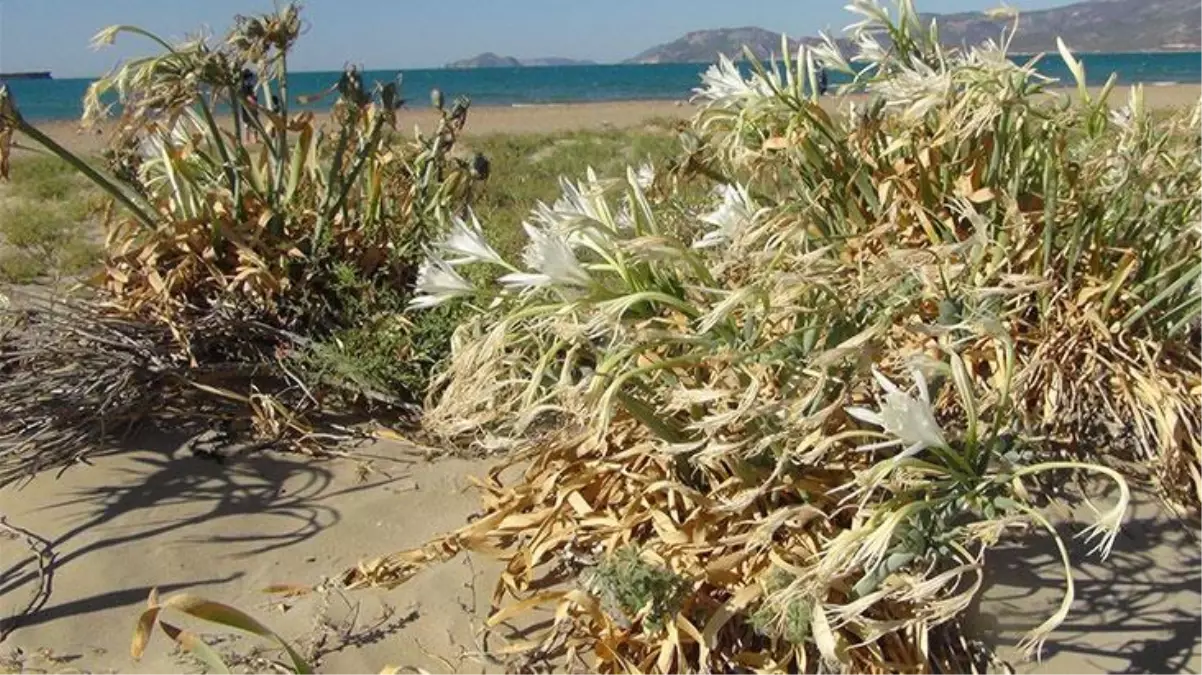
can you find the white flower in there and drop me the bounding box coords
[551,169,610,225]
[869,60,952,121]
[1109,106,1135,133]
[845,367,948,460]
[809,32,852,75]
[438,210,505,266]
[139,112,199,160]
[615,202,635,231]
[498,223,592,290]
[693,54,774,107]
[634,163,655,190]
[692,183,758,249]
[410,255,474,309]
[844,0,890,36]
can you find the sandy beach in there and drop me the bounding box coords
[19,100,698,158]
[15,84,1200,158]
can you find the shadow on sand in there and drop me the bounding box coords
[967,491,1201,674]
[0,425,405,637]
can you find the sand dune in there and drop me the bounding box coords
[0,432,503,673]
[1,429,1197,673]
[1,81,1200,674]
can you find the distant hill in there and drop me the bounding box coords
[521,57,597,67]
[446,53,521,69]
[625,27,833,65]
[929,0,1200,53]
[446,53,596,69]
[626,0,1200,64]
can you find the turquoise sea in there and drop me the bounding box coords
[2,52,1199,122]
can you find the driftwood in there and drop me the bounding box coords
[0,291,400,487]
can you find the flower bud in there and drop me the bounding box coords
[431,88,444,110]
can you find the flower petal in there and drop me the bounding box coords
[498,272,551,290]
[845,406,884,427]
[871,367,902,395]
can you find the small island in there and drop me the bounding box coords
[0,71,52,80]
[445,53,595,69]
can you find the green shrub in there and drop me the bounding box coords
[586,546,689,631]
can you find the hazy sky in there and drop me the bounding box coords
[1,0,1080,78]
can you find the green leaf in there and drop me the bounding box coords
[1120,262,1200,332]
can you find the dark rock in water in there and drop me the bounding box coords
[0,71,52,81]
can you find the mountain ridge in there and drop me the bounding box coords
[624,0,1199,64]
[923,0,1199,54]
[446,0,1198,69]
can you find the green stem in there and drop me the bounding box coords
[14,117,157,230]
[313,106,359,247]
[198,92,239,220]
[273,52,290,197]
[328,114,386,218]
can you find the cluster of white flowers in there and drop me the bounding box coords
[868,59,953,121]
[409,211,501,308]
[411,171,621,307]
[693,54,778,108]
[546,168,612,230]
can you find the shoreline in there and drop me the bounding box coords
[11,84,1200,158]
[16,78,1202,124]
[15,100,699,157]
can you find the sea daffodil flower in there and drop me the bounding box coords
[845,367,948,460]
[439,210,507,267]
[499,223,592,290]
[410,255,474,308]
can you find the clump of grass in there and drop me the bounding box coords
[586,546,689,631]
[3,155,90,200]
[0,251,45,282]
[0,155,103,281]
[0,188,101,281]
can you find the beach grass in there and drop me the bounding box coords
[0,155,102,282]
[345,4,1200,672]
[0,1,1198,672]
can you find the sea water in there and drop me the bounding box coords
[2,52,1198,123]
